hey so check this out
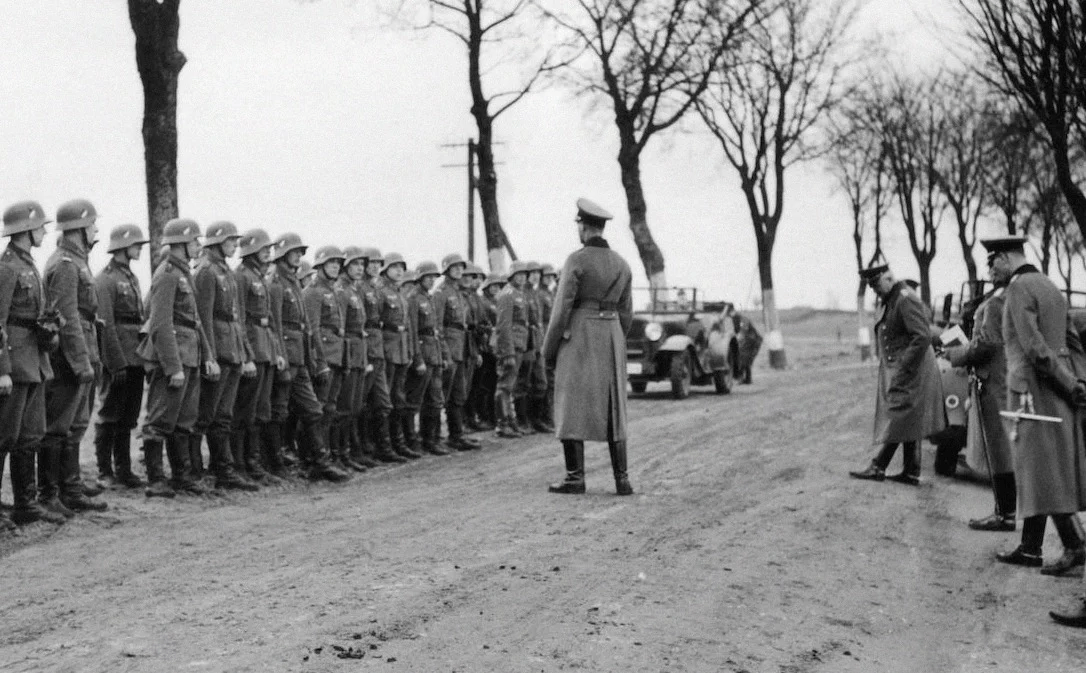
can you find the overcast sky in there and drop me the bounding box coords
[0,0,1030,316]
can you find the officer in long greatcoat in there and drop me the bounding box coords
[543,198,633,496]
[944,240,1015,531]
[850,263,945,485]
[94,224,149,490]
[0,201,66,526]
[980,238,1086,580]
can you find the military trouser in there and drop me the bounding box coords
[2,382,46,509]
[95,366,146,480]
[194,362,243,475]
[387,362,408,411]
[471,352,498,424]
[42,366,95,501]
[407,364,444,412]
[271,364,330,471]
[338,367,363,419]
[233,362,275,430]
[442,360,469,439]
[142,366,201,441]
[314,365,345,457]
[462,349,479,419]
[516,349,547,399]
[362,358,393,416]
[495,352,524,427]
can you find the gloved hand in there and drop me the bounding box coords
[169,370,186,389]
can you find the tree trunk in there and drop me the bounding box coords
[917,257,932,307]
[129,0,185,274]
[1049,128,1086,243]
[856,282,871,362]
[957,225,978,285]
[617,143,666,291]
[474,128,508,273]
[756,240,786,369]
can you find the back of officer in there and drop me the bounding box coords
[42,199,107,514]
[95,224,149,490]
[0,201,66,527]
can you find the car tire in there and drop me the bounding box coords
[713,366,732,395]
[670,352,692,400]
[631,381,647,394]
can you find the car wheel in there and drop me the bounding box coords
[670,352,692,400]
[631,381,647,394]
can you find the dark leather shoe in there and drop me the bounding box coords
[116,471,146,489]
[145,480,176,498]
[1050,599,1086,628]
[80,481,104,497]
[216,472,260,492]
[996,545,1043,567]
[1041,547,1086,576]
[374,450,408,464]
[311,463,352,483]
[61,493,108,512]
[173,479,208,496]
[849,465,885,481]
[449,437,482,452]
[548,480,586,494]
[423,444,452,456]
[887,472,921,486]
[615,478,634,496]
[969,513,1016,532]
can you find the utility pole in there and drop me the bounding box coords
[441,139,516,266]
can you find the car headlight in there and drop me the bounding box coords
[644,322,663,341]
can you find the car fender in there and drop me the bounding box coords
[937,357,970,428]
[658,334,693,353]
[705,330,732,371]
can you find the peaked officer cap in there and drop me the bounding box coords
[106,224,149,252]
[56,199,98,232]
[416,261,441,278]
[238,228,272,257]
[2,200,51,237]
[576,197,613,226]
[981,236,1028,255]
[271,232,307,261]
[858,263,889,280]
[441,253,467,274]
[313,245,345,267]
[161,218,202,245]
[204,220,240,246]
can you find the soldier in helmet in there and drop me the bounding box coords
[137,218,220,497]
[357,248,403,464]
[267,233,350,483]
[539,263,559,431]
[405,262,450,456]
[521,261,554,433]
[334,246,375,471]
[191,221,259,492]
[543,199,634,496]
[435,253,482,451]
[378,253,422,460]
[472,273,505,430]
[94,223,150,490]
[494,261,532,438]
[460,263,488,432]
[232,229,288,483]
[41,199,108,514]
[0,201,67,526]
[304,246,351,470]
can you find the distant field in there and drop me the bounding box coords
[749,307,869,370]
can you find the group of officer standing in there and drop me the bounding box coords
[0,197,588,530]
[850,235,1086,629]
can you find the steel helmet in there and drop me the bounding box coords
[525,260,543,273]
[541,263,557,277]
[2,200,50,237]
[342,245,367,266]
[106,224,149,252]
[204,220,240,246]
[55,199,98,232]
[415,261,440,279]
[313,245,345,267]
[400,269,418,284]
[238,228,272,257]
[508,260,530,275]
[441,253,467,274]
[360,247,383,263]
[271,232,307,261]
[465,263,486,277]
[381,252,407,274]
[161,218,202,245]
[482,273,507,289]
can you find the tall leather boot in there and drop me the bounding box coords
[1043,514,1086,576]
[10,451,67,525]
[969,471,1016,531]
[143,439,176,498]
[849,442,898,481]
[189,433,206,482]
[422,410,451,455]
[530,396,555,433]
[997,515,1045,566]
[113,429,144,488]
[302,418,351,482]
[446,406,480,451]
[167,434,207,495]
[401,410,420,453]
[36,438,72,518]
[338,418,368,471]
[348,417,379,468]
[242,427,276,484]
[514,398,532,434]
[548,440,585,493]
[260,421,291,479]
[372,412,407,463]
[209,433,259,492]
[389,410,421,460]
[888,441,921,485]
[608,440,634,495]
[60,439,107,512]
[94,422,116,487]
[494,392,521,438]
[281,418,298,467]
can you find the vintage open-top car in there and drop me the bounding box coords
[625,287,762,399]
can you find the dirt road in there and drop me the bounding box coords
[2,343,1085,672]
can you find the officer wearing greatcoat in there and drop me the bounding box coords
[543,198,633,496]
[0,201,66,527]
[94,224,150,490]
[42,199,108,513]
[849,263,945,485]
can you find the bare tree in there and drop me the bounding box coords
[960,0,1086,239]
[539,0,760,291]
[387,1,561,272]
[983,103,1038,235]
[128,0,186,270]
[696,0,854,368]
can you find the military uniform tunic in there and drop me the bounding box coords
[405,283,444,414]
[304,273,346,419]
[358,277,392,421]
[435,280,470,413]
[267,261,323,424]
[336,275,369,422]
[95,258,146,432]
[379,279,413,413]
[194,248,250,439]
[495,284,530,399]
[0,244,52,460]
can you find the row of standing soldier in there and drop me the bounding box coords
[850,236,1086,629]
[0,198,562,530]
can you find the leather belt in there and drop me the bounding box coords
[175,316,197,330]
[214,311,237,322]
[365,321,382,329]
[322,326,344,336]
[445,322,467,331]
[346,330,366,338]
[418,328,436,336]
[282,320,306,330]
[114,315,142,325]
[573,299,618,311]
[7,316,38,329]
[79,308,98,322]
[383,325,407,333]
[247,316,270,327]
